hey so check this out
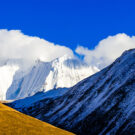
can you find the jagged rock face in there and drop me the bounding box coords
[9,49,135,134]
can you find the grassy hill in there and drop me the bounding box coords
[0,103,74,135]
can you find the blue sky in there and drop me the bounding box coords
[0,0,135,50]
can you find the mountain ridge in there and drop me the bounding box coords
[1,55,98,100]
[9,49,135,134]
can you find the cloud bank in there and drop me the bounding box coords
[76,33,135,69]
[0,29,73,70]
[0,30,135,72]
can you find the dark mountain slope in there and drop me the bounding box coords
[9,49,135,135]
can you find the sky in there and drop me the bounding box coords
[0,0,135,50]
[0,0,135,71]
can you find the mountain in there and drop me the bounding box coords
[0,55,98,100]
[9,49,135,135]
[0,103,74,135]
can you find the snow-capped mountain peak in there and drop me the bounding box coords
[0,55,99,100]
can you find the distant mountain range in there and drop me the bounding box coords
[8,49,135,135]
[0,55,98,100]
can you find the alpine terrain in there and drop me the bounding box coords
[9,49,135,135]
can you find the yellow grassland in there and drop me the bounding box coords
[0,103,74,135]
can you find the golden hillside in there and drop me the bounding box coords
[0,103,74,135]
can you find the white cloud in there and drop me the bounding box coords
[76,33,135,69]
[0,30,135,72]
[0,29,73,70]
